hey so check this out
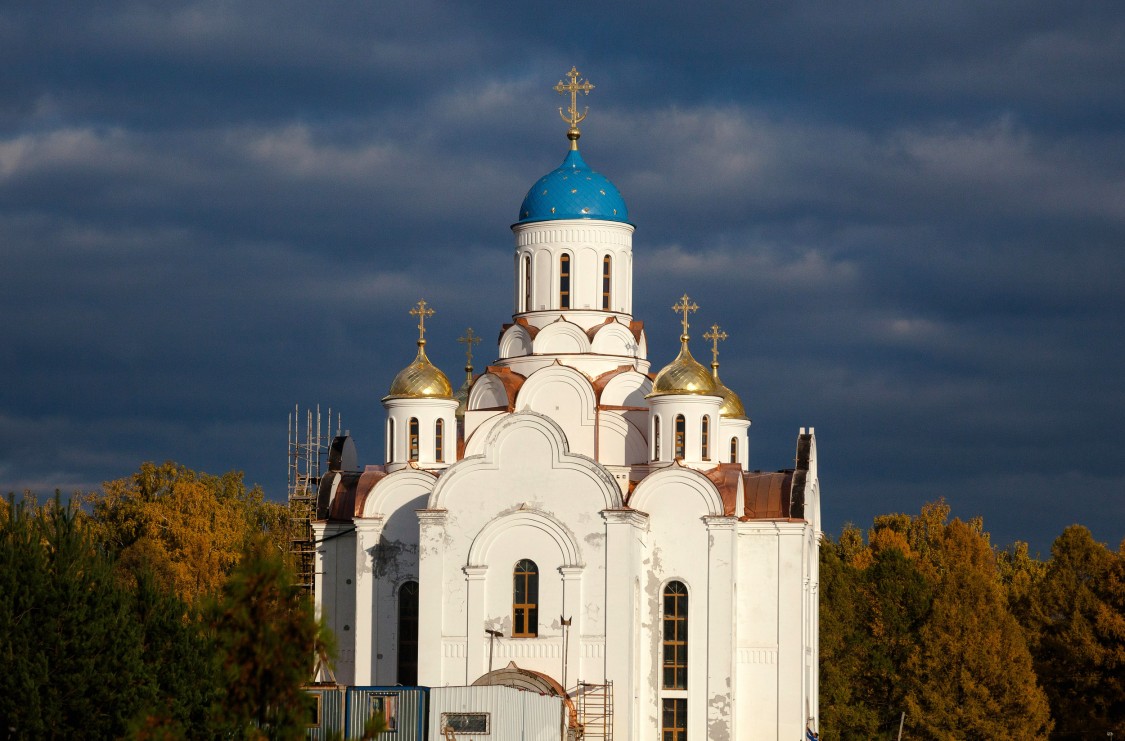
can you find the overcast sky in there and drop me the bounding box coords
[2,2,1122,554]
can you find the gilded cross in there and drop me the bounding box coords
[409,299,435,343]
[703,324,728,367]
[457,327,481,370]
[554,66,595,140]
[672,294,700,337]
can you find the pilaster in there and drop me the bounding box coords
[705,516,738,739]
[352,517,385,685]
[602,508,648,740]
[559,565,584,694]
[416,509,448,686]
[464,565,489,683]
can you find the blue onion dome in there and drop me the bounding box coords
[517,149,629,224]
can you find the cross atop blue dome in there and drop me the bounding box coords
[516,148,630,225]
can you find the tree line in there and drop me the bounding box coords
[819,501,1125,739]
[4,462,1122,738]
[0,462,328,740]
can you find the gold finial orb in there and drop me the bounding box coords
[554,67,595,149]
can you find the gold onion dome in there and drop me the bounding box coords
[385,300,454,401]
[650,340,718,396]
[385,342,453,400]
[714,373,748,419]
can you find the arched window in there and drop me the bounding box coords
[513,559,539,637]
[397,581,419,685]
[663,581,688,689]
[653,416,662,461]
[602,255,612,310]
[674,415,686,460]
[387,418,396,461]
[701,416,710,460]
[408,418,419,462]
[435,419,445,463]
[559,254,571,310]
[523,254,532,312]
[730,436,739,463]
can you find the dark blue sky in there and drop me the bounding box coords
[2,2,1122,554]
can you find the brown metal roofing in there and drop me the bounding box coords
[703,463,743,516]
[349,467,390,518]
[742,470,795,520]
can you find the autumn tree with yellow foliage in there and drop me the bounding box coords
[80,461,289,603]
[820,502,1052,739]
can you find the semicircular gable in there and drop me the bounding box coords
[469,374,511,410]
[516,365,596,420]
[533,320,591,355]
[499,324,533,359]
[600,370,652,406]
[590,321,639,356]
[629,466,725,517]
[363,468,437,518]
[429,411,623,510]
[467,508,582,567]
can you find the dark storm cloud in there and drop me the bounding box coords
[1,0,1122,553]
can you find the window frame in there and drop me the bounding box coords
[512,559,539,637]
[601,254,612,310]
[408,417,420,462]
[662,580,688,690]
[674,415,686,460]
[559,254,571,310]
[435,418,445,463]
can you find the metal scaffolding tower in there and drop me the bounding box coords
[288,404,337,597]
[576,680,613,741]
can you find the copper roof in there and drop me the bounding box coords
[742,470,794,520]
[703,463,743,516]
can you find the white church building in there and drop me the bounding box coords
[312,69,821,741]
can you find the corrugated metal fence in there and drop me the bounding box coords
[304,684,564,741]
[429,685,565,741]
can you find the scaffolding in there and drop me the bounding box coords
[288,404,338,596]
[576,680,613,741]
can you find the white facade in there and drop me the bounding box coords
[313,122,821,740]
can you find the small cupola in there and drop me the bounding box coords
[647,295,723,466]
[702,323,752,469]
[382,300,458,470]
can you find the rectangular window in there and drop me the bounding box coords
[409,418,419,461]
[661,698,687,741]
[441,713,490,735]
[435,419,445,463]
